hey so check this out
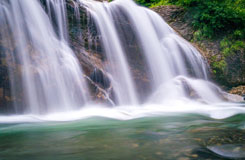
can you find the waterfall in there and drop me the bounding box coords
[45,0,68,41]
[78,0,223,104]
[0,0,89,114]
[81,1,139,105]
[0,0,226,116]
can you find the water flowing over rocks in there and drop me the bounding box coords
[67,0,245,103]
[0,0,90,113]
[0,0,244,114]
[67,0,152,104]
[152,5,245,92]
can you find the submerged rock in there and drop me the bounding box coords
[207,144,245,159]
[223,93,244,102]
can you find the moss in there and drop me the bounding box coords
[210,31,245,86]
[212,59,227,73]
[193,30,204,41]
[150,1,171,7]
[220,33,245,58]
[210,55,228,84]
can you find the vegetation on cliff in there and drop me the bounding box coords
[136,0,245,88]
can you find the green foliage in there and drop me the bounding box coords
[234,30,243,39]
[193,30,203,41]
[133,0,245,85]
[187,0,245,38]
[220,33,245,57]
[135,0,245,39]
[211,58,227,74]
[134,0,160,7]
[150,1,170,7]
[213,32,245,82]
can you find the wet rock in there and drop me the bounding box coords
[207,144,245,159]
[190,154,198,158]
[152,6,193,41]
[229,86,245,96]
[155,152,163,156]
[131,143,139,148]
[85,75,115,106]
[67,0,152,103]
[152,5,245,88]
[0,88,3,98]
[180,78,200,100]
[111,9,153,102]
[90,68,110,89]
[223,92,244,102]
[177,157,190,160]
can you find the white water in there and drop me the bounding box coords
[0,0,89,114]
[79,0,223,105]
[45,0,68,41]
[0,0,244,121]
[82,1,139,105]
[1,103,245,123]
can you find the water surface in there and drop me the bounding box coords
[1,104,245,160]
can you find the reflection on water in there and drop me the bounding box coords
[208,144,245,159]
[1,112,245,160]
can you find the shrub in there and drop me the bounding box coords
[135,0,245,39]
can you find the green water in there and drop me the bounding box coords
[1,114,245,160]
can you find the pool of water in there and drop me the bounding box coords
[1,104,245,160]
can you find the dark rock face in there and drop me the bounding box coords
[0,0,117,113]
[152,6,194,41]
[109,7,153,102]
[0,65,13,113]
[0,19,20,113]
[67,1,153,103]
[226,50,245,86]
[65,1,115,104]
[90,68,110,89]
[152,5,245,90]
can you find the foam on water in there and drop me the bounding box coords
[1,102,245,123]
[0,0,244,119]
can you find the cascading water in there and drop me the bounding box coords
[44,0,68,41]
[0,0,89,114]
[78,0,223,105]
[81,1,139,105]
[0,0,239,117]
[1,2,245,159]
